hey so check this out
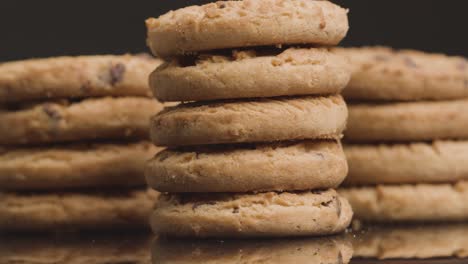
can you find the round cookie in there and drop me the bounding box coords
[146,140,348,192]
[0,189,159,231]
[346,99,468,142]
[344,141,468,185]
[146,0,349,57]
[351,224,468,259]
[0,54,161,104]
[0,142,160,190]
[151,48,350,102]
[333,46,468,101]
[150,190,353,237]
[339,181,468,222]
[153,236,353,264]
[151,95,347,147]
[0,97,163,145]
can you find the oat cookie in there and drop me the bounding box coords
[0,142,160,190]
[150,190,352,237]
[0,189,158,231]
[151,48,350,102]
[344,141,468,185]
[146,0,349,57]
[339,182,468,222]
[153,236,353,264]
[346,99,468,142]
[0,97,163,145]
[0,54,161,103]
[334,46,468,101]
[151,95,347,147]
[146,140,347,192]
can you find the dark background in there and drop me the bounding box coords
[1,0,467,62]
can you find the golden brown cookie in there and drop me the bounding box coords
[151,95,347,147]
[0,54,161,103]
[0,142,160,190]
[346,99,468,142]
[0,97,163,145]
[146,140,347,192]
[334,46,468,101]
[151,190,352,237]
[0,189,158,232]
[339,182,468,222]
[146,0,349,57]
[344,141,468,185]
[151,48,350,102]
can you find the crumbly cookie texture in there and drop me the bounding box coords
[151,48,351,102]
[146,140,347,192]
[344,141,468,185]
[334,46,468,101]
[351,224,468,259]
[0,54,161,103]
[339,182,468,222]
[150,95,347,147]
[0,189,159,231]
[151,190,352,237]
[153,236,353,264]
[0,142,160,190]
[346,99,468,142]
[0,97,164,145]
[146,0,349,57]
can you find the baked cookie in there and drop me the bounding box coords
[0,54,161,104]
[0,189,158,231]
[351,224,468,259]
[0,97,163,145]
[346,99,468,142]
[333,46,468,101]
[339,182,468,222]
[151,48,350,102]
[150,190,352,237]
[151,95,347,147]
[146,0,349,57]
[0,142,160,190]
[153,236,353,264]
[344,141,468,185]
[146,140,347,192]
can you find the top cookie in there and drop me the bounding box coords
[146,0,349,57]
[0,54,161,104]
[334,46,468,101]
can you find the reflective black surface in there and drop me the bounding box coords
[2,224,468,263]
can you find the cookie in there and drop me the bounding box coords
[351,224,468,259]
[0,189,158,231]
[0,142,160,190]
[151,95,347,147]
[151,48,350,102]
[333,46,468,101]
[150,190,352,237]
[153,236,353,264]
[346,99,468,142]
[146,140,347,192]
[0,54,161,104]
[339,181,468,222]
[0,97,163,145]
[344,141,468,185]
[146,0,349,57]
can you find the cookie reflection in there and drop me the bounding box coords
[350,223,468,260]
[152,235,352,264]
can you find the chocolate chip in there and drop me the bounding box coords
[316,153,325,159]
[218,3,226,8]
[80,81,92,93]
[232,207,239,214]
[109,63,126,85]
[42,104,62,121]
[403,56,418,68]
[338,252,343,264]
[321,200,333,207]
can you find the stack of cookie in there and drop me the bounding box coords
[145,0,353,237]
[336,47,468,222]
[0,55,163,231]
